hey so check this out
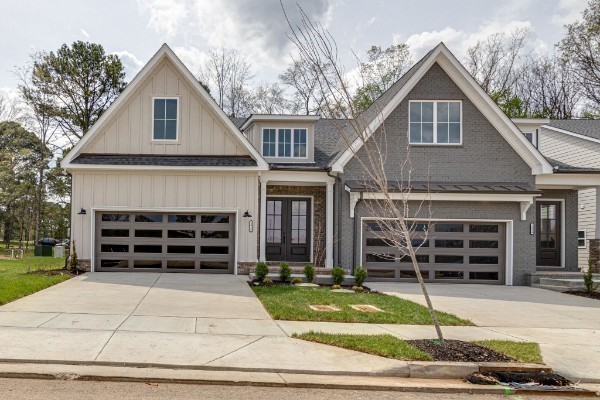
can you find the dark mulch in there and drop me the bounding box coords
[407,339,513,362]
[27,268,82,277]
[466,371,572,387]
[565,290,600,300]
[247,280,376,293]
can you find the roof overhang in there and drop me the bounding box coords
[536,172,600,189]
[239,114,321,131]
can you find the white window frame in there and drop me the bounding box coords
[261,127,308,159]
[578,230,587,248]
[408,100,463,145]
[152,96,180,142]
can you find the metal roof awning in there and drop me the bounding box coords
[344,180,542,195]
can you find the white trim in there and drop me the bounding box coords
[578,229,587,249]
[535,199,566,269]
[408,100,463,145]
[325,181,334,268]
[151,96,180,142]
[330,43,553,175]
[66,164,267,172]
[62,44,268,170]
[536,173,600,189]
[359,216,514,286]
[542,125,600,145]
[240,114,320,131]
[261,127,309,159]
[90,207,239,274]
[262,170,335,185]
[511,118,550,125]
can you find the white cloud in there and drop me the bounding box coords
[172,46,210,76]
[111,50,145,80]
[136,0,188,37]
[551,0,587,27]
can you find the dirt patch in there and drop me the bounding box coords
[466,370,572,387]
[564,290,600,300]
[309,305,341,312]
[407,339,514,362]
[27,268,81,277]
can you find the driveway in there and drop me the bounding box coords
[368,282,600,381]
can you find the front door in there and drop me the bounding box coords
[265,197,311,262]
[536,201,562,267]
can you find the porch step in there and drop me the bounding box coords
[532,277,599,293]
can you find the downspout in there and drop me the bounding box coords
[327,169,340,267]
[352,192,364,272]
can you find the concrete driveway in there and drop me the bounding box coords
[369,282,600,381]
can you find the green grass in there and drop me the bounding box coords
[0,256,70,306]
[252,285,472,325]
[474,340,543,364]
[293,332,432,361]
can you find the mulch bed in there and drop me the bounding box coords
[564,290,600,300]
[27,268,82,277]
[466,371,572,387]
[248,280,376,292]
[407,339,514,362]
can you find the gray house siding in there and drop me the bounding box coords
[337,62,537,285]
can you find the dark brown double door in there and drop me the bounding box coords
[265,197,311,262]
[536,201,561,267]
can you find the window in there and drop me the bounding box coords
[261,128,308,158]
[153,98,178,140]
[578,230,587,248]
[409,101,461,144]
[523,132,533,143]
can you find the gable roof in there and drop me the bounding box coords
[543,120,600,144]
[61,44,268,171]
[329,43,554,175]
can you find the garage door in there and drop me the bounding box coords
[95,212,235,273]
[362,220,505,284]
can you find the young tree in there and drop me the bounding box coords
[353,44,413,112]
[559,0,600,112]
[283,5,445,343]
[29,41,127,143]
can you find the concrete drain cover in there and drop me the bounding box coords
[350,305,383,313]
[309,305,341,312]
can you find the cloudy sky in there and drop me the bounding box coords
[0,0,589,95]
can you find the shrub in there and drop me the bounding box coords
[69,240,79,272]
[304,263,315,283]
[255,262,269,281]
[262,278,273,285]
[331,284,341,290]
[352,285,365,292]
[354,266,368,287]
[331,266,345,286]
[584,260,599,294]
[279,262,292,282]
[291,277,303,284]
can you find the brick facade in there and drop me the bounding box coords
[588,239,600,272]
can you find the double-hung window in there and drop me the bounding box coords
[578,230,587,248]
[153,98,178,140]
[409,101,461,144]
[262,128,307,158]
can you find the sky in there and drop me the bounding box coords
[0,0,590,96]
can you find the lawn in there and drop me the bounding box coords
[0,255,70,306]
[294,332,543,363]
[252,285,472,325]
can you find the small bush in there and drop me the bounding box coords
[304,263,315,283]
[331,266,345,285]
[354,266,368,287]
[352,285,365,292]
[584,260,599,294]
[262,278,273,285]
[331,284,341,290]
[279,262,292,282]
[255,262,269,281]
[291,277,303,284]
[69,240,79,272]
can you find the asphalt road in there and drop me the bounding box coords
[0,378,590,400]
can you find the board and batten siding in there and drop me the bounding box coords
[539,126,600,268]
[70,171,259,265]
[84,58,246,156]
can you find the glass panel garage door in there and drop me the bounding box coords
[95,212,235,273]
[362,220,505,284]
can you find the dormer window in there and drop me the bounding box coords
[153,98,178,141]
[262,128,307,158]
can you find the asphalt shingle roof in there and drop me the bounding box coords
[545,157,600,173]
[548,120,600,141]
[72,154,257,167]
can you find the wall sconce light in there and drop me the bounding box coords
[530,222,535,235]
[249,220,254,233]
[243,210,252,218]
[77,208,87,215]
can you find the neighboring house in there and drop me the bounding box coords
[62,43,590,285]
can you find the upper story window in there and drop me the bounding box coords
[153,98,178,141]
[409,100,461,145]
[262,128,307,158]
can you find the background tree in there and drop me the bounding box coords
[279,59,328,115]
[353,44,413,112]
[0,92,25,123]
[246,82,291,114]
[559,0,600,114]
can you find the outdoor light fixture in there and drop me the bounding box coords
[77,208,87,215]
[243,210,252,218]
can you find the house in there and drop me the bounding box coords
[62,43,589,285]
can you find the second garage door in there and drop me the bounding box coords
[362,220,505,284]
[95,211,235,273]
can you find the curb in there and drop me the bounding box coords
[0,362,596,396]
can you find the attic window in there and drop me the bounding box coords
[409,101,461,145]
[153,98,178,141]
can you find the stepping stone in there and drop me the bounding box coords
[350,305,384,313]
[331,289,355,293]
[309,305,341,312]
[296,283,319,287]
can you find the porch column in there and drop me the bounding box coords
[259,177,268,262]
[325,181,334,268]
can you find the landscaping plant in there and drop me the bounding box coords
[304,263,315,283]
[354,266,368,287]
[291,277,303,284]
[279,262,292,283]
[331,266,345,286]
[69,240,79,272]
[262,278,273,285]
[255,262,269,281]
[584,260,599,294]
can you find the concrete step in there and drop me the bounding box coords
[531,283,574,293]
[539,277,587,288]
